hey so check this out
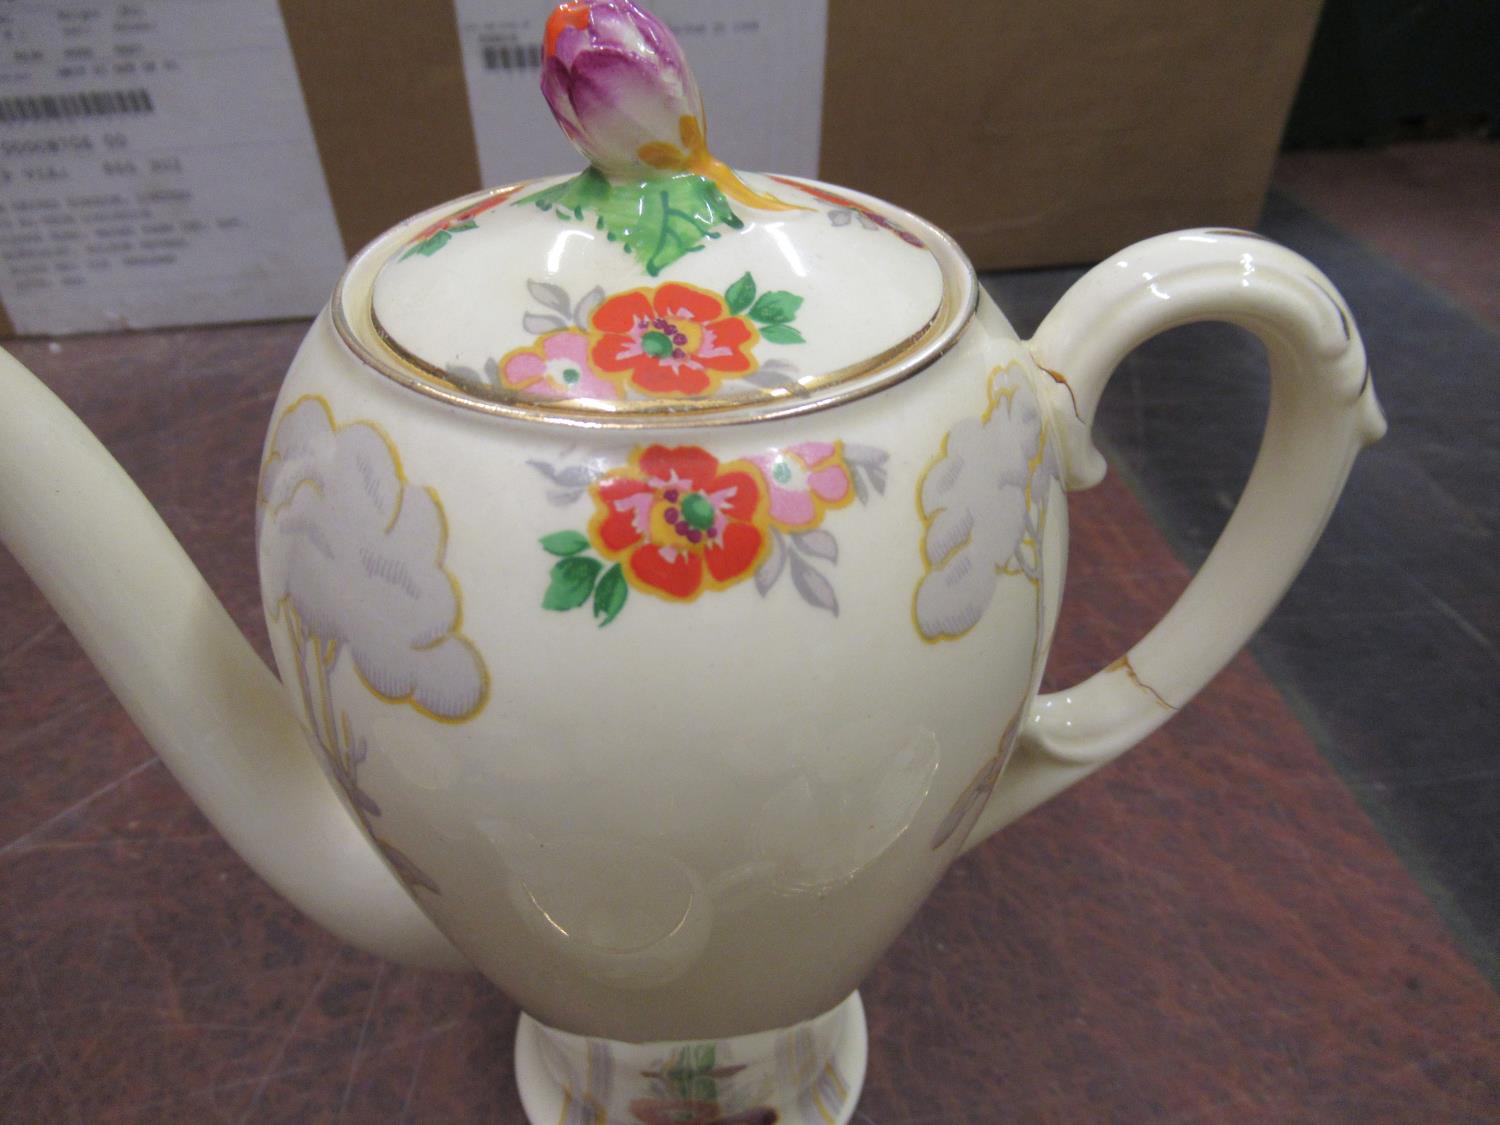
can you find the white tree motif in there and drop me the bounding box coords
[258,396,488,721]
[256,396,491,894]
[915,363,1058,641]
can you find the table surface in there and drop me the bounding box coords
[3,150,1500,1122]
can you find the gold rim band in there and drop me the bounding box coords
[333,178,979,431]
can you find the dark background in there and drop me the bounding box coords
[1285,0,1500,145]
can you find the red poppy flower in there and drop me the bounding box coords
[589,445,769,600]
[589,283,758,396]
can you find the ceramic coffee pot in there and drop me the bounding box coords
[0,2,1385,1121]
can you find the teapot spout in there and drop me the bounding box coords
[0,348,469,971]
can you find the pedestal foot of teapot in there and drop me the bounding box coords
[515,991,868,1125]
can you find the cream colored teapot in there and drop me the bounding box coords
[0,3,1384,1122]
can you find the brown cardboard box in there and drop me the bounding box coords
[0,0,1320,334]
[819,0,1323,268]
[282,0,1321,269]
[280,0,481,259]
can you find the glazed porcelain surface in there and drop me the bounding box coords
[263,251,1055,1041]
[0,2,1386,1122]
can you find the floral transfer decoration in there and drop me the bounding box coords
[531,439,887,623]
[451,273,807,402]
[258,396,493,894]
[918,363,1059,847]
[630,1044,774,1125]
[768,175,926,249]
[536,993,857,1124]
[546,1026,853,1125]
[517,0,800,275]
[914,361,1059,642]
[399,184,524,261]
[590,282,759,395]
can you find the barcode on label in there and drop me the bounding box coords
[483,43,542,71]
[0,89,156,124]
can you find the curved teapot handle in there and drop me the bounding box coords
[964,229,1386,850]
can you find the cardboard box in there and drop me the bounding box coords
[0,0,1320,335]
[284,0,1322,268]
[818,0,1324,268]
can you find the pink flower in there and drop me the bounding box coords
[541,0,701,177]
[749,443,854,531]
[538,1,799,213]
[498,330,621,400]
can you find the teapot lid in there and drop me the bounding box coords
[344,0,973,427]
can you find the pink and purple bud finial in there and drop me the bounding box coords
[541,0,798,210]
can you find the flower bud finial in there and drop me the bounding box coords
[540,0,798,211]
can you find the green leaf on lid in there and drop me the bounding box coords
[517,169,743,276]
[725,272,757,315]
[759,323,804,345]
[748,290,802,324]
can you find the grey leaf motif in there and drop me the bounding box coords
[788,550,838,616]
[527,279,572,316]
[742,367,802,390]
[528,459,561,482]
[484,357,499,380]
[829,210,852,227]
[523,312,569,335]
[756,528,786,595]
[843,443,888,468]
[547,488,585,507]
[528,460,598,488]
[843,445,889,498]
[444,364,488,389]
[791,528,838,563]
[573,285,605,328]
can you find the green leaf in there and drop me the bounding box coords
[688,1075,718,1102]
[449,219,479,233]
[725,272,757,315]
[516,167,611,216]
[539,530,590,556]
[592,173,742,275]
[399,229,450,261]
[517,170,743,275]
[759,323,804,345]
[593,564,627,626]
[690,1044,716,1072]
[542,556,603,611]
[748,290,803,324]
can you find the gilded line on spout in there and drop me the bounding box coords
[1107,654,1176,711]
